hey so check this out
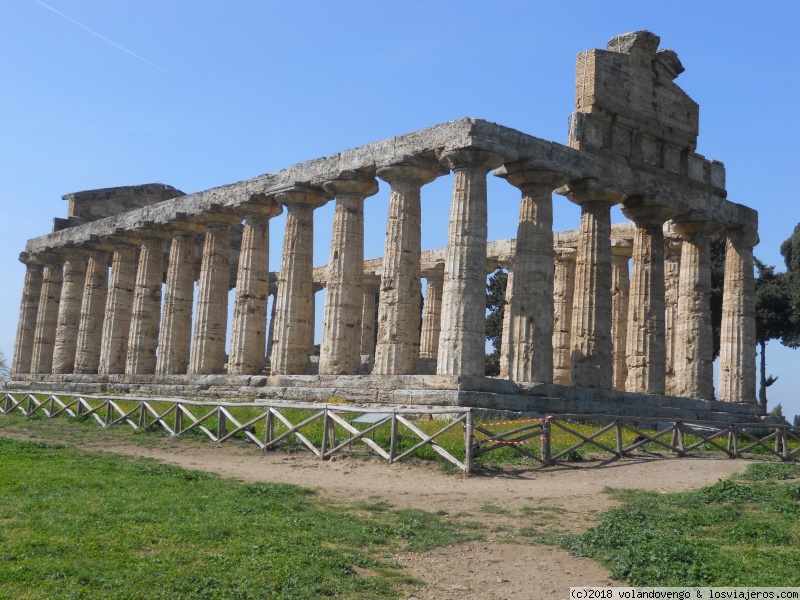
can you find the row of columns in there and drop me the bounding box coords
[12,156,758,403]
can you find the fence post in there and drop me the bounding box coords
[615,420,623,456]
[320,408,329,460]
[216,407,227,441]
[676,422,685,456]
[389,413,398,464]
[464,410,474,474]
[264,409,274,448]
[104,401,112,427]
[174,404,183,436]
[540,417,551,465]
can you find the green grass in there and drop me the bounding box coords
[0,437,481,599]
[561,463,800,586]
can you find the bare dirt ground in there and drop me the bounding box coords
[0,420,752,600]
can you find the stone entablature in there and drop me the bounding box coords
[10,31,761,416]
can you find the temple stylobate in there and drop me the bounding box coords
[9,31,763,423]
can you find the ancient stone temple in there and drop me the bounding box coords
[8,31,763,422]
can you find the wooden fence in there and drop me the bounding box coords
[2,391,799,473]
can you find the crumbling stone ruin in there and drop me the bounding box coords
[9,32,763,422]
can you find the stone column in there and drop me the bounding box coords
[360,277,380,359]
[552,248,576,385]
[126,228,170,375]
[663,237,682,395]
[419,271,444,360]
[564,179,625,388]
[319,172,379,375]
[271,186,329,375]
[610,244,631,391]
[228,199,282,375]
[437,148,503,377]
[310,283,322,358]
[156,221,205,375]
[265,289,277,369]
[74,243,113,374]
[498,265,513,379]
[621,203,676,394]
[495,165,564,382]
[719,226,758,403]
[52,249,88,374]
[672,221,718,400]
[373,159,443,375]
[30,255,64,374]
[189,210,242,375]
[11,254,44,374]
[98,236,140,374]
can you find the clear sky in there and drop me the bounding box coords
[2,0,798,418]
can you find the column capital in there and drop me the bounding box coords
[494,162,567,191]
[275,184,330,209]
[362,273,382,288]
[440,147,503,172]
[621,197,678,227]
[19,252,44,268]
[611,241,633,258]
[131,223,173,241]
[166,215,207,236]
[106,230,143,248]
[554,247,577,262]
[560,178,626,206]
[725,224,759,248]
[377,156,445,185]
[234,194,283,220]
[323,170,379,199]
[83,239,116,255]
[672,219,723,240]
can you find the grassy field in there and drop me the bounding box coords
[0,436,481,599]
[562,462,800,586]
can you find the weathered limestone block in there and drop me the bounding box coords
[663,238,681,395]
[563,179,625,388]
[157,221,205,375]
[98,237,139,374]
[31,256,64,374]
[12,254,44,374]
[126,229,171,375]
[319,172,379,375]
[621,202,676,394]
[552,248,576,385]
[420,272,444,360]
[74,244,113,374]
[190,211,242,375]
[374,159,443,375]
[438,148,503,377]
[229,200,282,375]
[495,164,564,382]
[611,244,631,391]
[52,250,88,374]
[672,221,717,400]
[719,226,758,403]
[271,186,329,375]
[360,278,380,360]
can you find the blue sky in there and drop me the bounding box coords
[2,1,798,417]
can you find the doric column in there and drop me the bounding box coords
[360,276,380,359]
[563,179,625,388]
[52,249,88,374]
[373,158,443,375]
[621,202,676,394]
[30,254,64,374]
[611,244,631,391]
[271,186,329,375]
[265,289,277,368]
[98,236,140,374]
[437,148,503,377]
[672,221,718,400]
[719,226,759,403]
[126,228,170,375]
[189,210,241,375]
[74,242,113,374]
[420,271,444,360]
[552,248,576,385]
[310,283,323,358]
[495,164,564,382]
[498,264,514,379]
[156,220,205,375]
[663,237,682,395]
[228,199,282,376]
[12,253,44,374]
[319,172,379,375]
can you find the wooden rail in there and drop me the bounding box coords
[2,392,799,473]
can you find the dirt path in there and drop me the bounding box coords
[0,420,752,600]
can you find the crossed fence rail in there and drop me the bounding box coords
[2,391,799,473]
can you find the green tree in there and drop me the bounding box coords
[709,234,727,359]
[485,269,507,376]
[0,350,8,382]
[779,223,800,348]
[754,259,793,407]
